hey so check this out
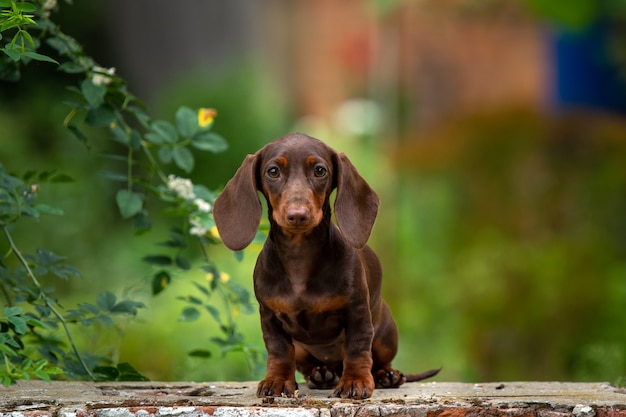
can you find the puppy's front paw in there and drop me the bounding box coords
[374,369,406,388]
[257,377,298,397]
[333,374,374,399]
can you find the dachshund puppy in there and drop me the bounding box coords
[213,133,438,399]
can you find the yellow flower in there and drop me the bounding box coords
[198,108,217,128]
[209,225,220,239]
[206,271,229,283]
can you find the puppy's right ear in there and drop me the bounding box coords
[213,154,262,251]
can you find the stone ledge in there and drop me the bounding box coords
[1,381,625,417]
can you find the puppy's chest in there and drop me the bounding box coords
[264,289,347,341]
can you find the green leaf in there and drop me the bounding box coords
[179,306,200,322]
[142,255,172,266]
[182,295,203,305]
[205,305,221,324]
[67,124,88,146]
[93,366,119,381]
[3,306,23,317]
[175,106,199,138]
[35,248,66,266]
[18,31,35,48]
[24,316,47,330]
[98,170,127,182]
[191,131,228,153]
[23,51,58,64]
[58,61,85,74]
[2,46,21,62]
[175,256,191,270]
[35,204,64,216]
[80,79,106,108]
[192,281,210,297]
[151,270,171,295]
[8,314,27,335]
[129,129,142,150]
[157,233,186,249]
[111,300,145,315]
[33,370,51,382]
[110,123,129,145]
[21,204,40,219]
[144,132,163,145]
[20,358,33,371]
[188,349,212,359]
[133,210,152,235]
[116,362,148,381]
[0,342,17,357]
[151,120,178,144]
[85,104,116,127]
[127,105,150,129]
[97,291,117,311]
[47,172,74,183]
[78,303,100,315]
[14,2,37,12]
[172,146,194,173]
[158,147,172,164]
[96,315,114,327]
[115,189,143,219]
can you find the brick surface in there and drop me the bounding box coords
[1,382,625,417]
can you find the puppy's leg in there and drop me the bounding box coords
[257,305,298,397]
[371,302,406,388]
[333,304,375,399]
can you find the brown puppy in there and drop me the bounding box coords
[213,133,439,399]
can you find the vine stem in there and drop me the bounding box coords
[196,236,261,374]
[1,226,95,380]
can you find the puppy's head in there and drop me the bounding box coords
[213,133,379,250]
[257,134,334,235]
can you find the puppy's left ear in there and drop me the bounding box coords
[333,153,380,249]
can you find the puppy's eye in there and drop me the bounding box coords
[314,166,327,177]
[267,167,280,178]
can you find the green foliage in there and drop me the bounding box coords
[93,362,148,382]
[391,108,626,383]
[0,165,150,385]
[0,0,263,385]
[523,0,600,29]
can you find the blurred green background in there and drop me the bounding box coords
[1,0,625,384]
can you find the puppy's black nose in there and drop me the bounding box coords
[286,207,310,226]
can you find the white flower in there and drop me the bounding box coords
[194,198,211,213]
[167,175,196,200]
[43,0,57,10]
[91,66,116,86]
[189,217,207,237]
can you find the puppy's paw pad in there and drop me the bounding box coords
[374,369,406,388]
[306,366,339,389]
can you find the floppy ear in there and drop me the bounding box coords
[213,154,262,251]
[333,152,380,249]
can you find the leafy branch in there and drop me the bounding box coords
[2,225,93,380]
[1,0,263,384]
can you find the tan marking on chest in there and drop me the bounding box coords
[265,295,349,315]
